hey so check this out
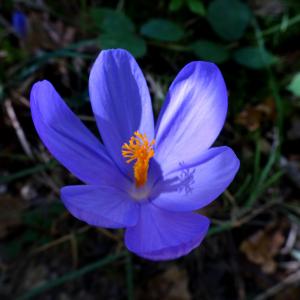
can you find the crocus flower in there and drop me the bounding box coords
[12,11,27,38]
[30,49,239,260]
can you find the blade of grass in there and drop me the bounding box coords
[253,18,284,149]
[0,160,57,184]
[208,199,280,238]
[0,153,32,161]
[245,146,278,208]
[257,147,278,187]
[260,170,283,191]
[208,221,233,236]
[18,251,127,300]
[262,13,300,37]
[253,131,261,180]
[7,39,97,86]
[235,174,252,201]
[125,251,134,300]
[14,50,94,83]
[243,18,284,208]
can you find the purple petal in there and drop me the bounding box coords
[151,147,239,212]
[61,185,139,228]
[155,61,228,174]
[125,203,210,260]
[30,80,122,185]
[89,49,154,173]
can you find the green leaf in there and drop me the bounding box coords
[207,0,252,40]
[4,240,23,258]
[190,40,229,63]
[169,0,184,11]
[287,72,300,97]
[90,8,135,33]
[99,32,146,58]
[187,0,205,16]
[233,47,278,69]
[141,19,184,42]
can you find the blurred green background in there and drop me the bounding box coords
[1,0,300,299]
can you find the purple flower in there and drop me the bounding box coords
[30,49,239,261]
[12,11,27,38]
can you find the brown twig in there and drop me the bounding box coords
[211,199,279,229]
[4,99,33,158]
[224,189,236,206]
[96,228,122,242]
[253,269,300,300]
[234,199,280,227]
[281,222,298,254]
[69,232,78,268]
[31,226,89,255]
[78,115,96,122]
[32,226,121,255]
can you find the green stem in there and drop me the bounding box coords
[262,13,300,37]
[0,160,57,184]
[208,222,233,236]
[18,251,126,300]
[125,252,134,300]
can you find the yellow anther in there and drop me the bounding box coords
[122,131,155,188]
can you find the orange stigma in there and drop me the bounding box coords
[122,131,155,188]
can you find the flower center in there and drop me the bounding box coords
[122,131,155,188]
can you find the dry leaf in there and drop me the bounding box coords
[137,266,191,300]
[240,222,286,274]
[235,97,276,131]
